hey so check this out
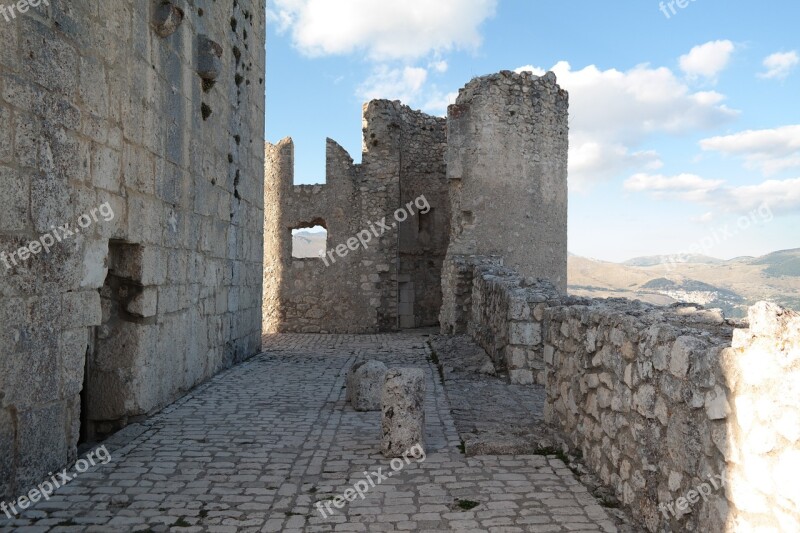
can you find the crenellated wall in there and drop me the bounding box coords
[263,101,449,333]
[0,0,266,502]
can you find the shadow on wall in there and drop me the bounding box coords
[263,100,450,334]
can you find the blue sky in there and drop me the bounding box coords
[266,0,800,262]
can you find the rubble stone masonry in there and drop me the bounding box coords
[447,253,800,531]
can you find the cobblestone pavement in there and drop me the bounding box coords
[1,333,619,532]
[429,335,553,456]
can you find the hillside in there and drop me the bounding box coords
[292,230,327,259]
[569,249,800,318]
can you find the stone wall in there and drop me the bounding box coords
[467,260,562,384]
[263,101,448,333]
[445,250,800,531]
[396,108,449,328]
[0,0,265,502]
[445,70,569,291]
[544,300,800,532]
[439,254,502,335]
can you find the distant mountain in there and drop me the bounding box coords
[623,254,723,267]
[292,230,327,259]
[749,248,800,278]
[569,249,800,318]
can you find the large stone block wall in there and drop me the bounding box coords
[445,70,569,291]
[0,0,265,502]
[544,300,800,532]
[263,101,448,333]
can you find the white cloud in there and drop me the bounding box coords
[515,65,546,77]
[624,173,800,214]
[269,0,497,61]
[759,51,799,80]
[430,60,449,73]
[356,66,428,104]
[624,173,725,202]
[700,125,800,175]
[692,212,715,223]
[516,60,738,190]
[422,90,459,116]
[679,40,735,80]
[726,177,800,212]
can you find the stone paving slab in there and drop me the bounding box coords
[0,333,619,532]
[429,335,554,456]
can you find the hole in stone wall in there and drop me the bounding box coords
[291,221,327,259]
[418,208,433,247]
[82,241,151,446]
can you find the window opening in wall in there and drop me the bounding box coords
[291,220,327,259]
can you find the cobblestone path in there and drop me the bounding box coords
[1,333,619,533]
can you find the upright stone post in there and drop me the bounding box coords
[347,360,388,411]
[381,368,426,457]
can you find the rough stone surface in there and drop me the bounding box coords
[430,334,554,455]
[347,360,388,412]
[0,332,622,532]
[445,70,569,292]
[0,0,266,502]
[540,298,800,532]
[445,246,800,532]
[263,103,449,334]
[381,368,426,457]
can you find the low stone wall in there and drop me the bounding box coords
[544,300,800,532]
[468,262,562,384]
[442,255,800,531]
[439,254,502,335]
[440,255,562,384]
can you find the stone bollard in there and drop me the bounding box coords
[347,360,388,411]
[381,368,425,457]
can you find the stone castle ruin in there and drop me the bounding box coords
[1,2,798,532]
[263,102,450,333]
[263,71,568,334]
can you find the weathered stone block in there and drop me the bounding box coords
[0,408,14,500]
[509,321,541,345]
[61,290,102,329]
[61,328,88,398]
[509,369,533,385]
[127,287,158,318]
[381,368,425,457]
[0,165,28,231]
[347,360,388,411]
[16,403,68,492]
[80,239,109,289]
